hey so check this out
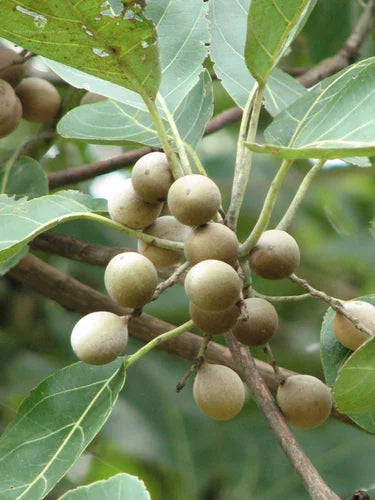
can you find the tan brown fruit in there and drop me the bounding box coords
[105,252,157,309]
[0,80,22,137]
[16,77,61,122]
[184,222,239,266]
[249,229,300,280]
[132,152,174,203]
[108,178,162,229]
[276,375,332,429]
[232,297,278,346]
[71,311,128,365]
[167,174,221,226]
[189,302,240,335]
[193,362,245,420]
[185,259,241,311]
[0,47,25,87]
[333,300,375,351]
[137,216,189,268]
[80,92,107,105]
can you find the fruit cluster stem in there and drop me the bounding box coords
[152,261,190,301]
[263,343,285,385]
[176,333,212,392]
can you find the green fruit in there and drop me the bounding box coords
[108,178,162,229]
[232,297,278,346]
[0,79,22,137]
[138,216,189,268]
[276,375,332,429]
[132,152,174,203]
[0,47,25,87]
[16,77,61,122]
[167,174,221,226]
[189,302,240,335]
[193,362,245,420]
[80,92,107,105]
[71,311,128,365]
[333,300,375,351]
[185,259,242,311]
[184,222,239,266]
[105,252,158,309]
[249,229,300,280]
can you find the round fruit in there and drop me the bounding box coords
[105,252,158,309]
[189,302,240,335]
[249,229,300,280]
[137,216,190,268]
[0,79,22,137]
[167,174,221,226]
[276,375,332,429]
[71,311,128,365]
[108,178,162,229]
[333,300,375,351]
[193,362,245,420]
[15,77,61,122]
[184,222,239,266]
[232,297,278,346]
[0,47,25,87]
[185,259,242,312]
[80,92,107,105]
[132,152,174,203]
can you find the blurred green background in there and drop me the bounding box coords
[1,1,375,498]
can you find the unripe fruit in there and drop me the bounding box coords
[0,79,22,137]
[105,252,157,309]
[189,302,240,335]
[0,47,25,87]
[168,174,221,226]
[15,77,61,122]
[249,229,300,280]
[232,297,278,346]
[333,300,375,351]
[193,362,245,420]
[276,375,332,429]
[137,216,190,268]
[132,152,174,203]
[71,311,128,365]
[80,92,107,105]
[185,259,241,312]
[184,223,239,266]
[108,178,162,229]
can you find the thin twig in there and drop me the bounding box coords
[176,333,211,392]
[225,332,340,500]
[290,273,374,338]
[263,343,285,385]
[151,261,190,301]
[254,290,312,302]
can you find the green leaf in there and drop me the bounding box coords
[247,58,375,159]
[0,190,107,262]
[0,360,125,500]
[0,1,160,99]
[208,0,307,111]
[0,156,48,199]
[57,71,213,147]
[0,246,28,276]
[59,473,150,500]
[245,0,317,83]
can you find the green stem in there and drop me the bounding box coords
[184,142,207,176]
[143,94,182,179]
[1,145,24,194]
[277,159,326,231]
[125,320,194,369]
[89,213,184,251]
[157,93,192,175]
[254,291,312,302]
[226,84,264,231]
[239,159,293,257]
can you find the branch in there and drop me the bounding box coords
[298,0,375,88]
[6,253,356,429]
[225,332,340,500]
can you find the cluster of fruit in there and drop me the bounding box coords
[0,47,61,137]
[69,152,338,428]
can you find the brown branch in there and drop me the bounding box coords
[298,0,375,88]
[225,332,340,500]
[6,253,355,429]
